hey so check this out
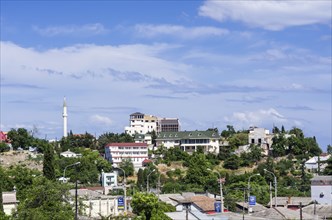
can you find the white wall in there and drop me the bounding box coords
[311,185,332,205]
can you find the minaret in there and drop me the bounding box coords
[63,97,68,138]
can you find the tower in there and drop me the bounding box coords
[63,97,68,138]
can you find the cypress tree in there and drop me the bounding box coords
[43,144,56,181]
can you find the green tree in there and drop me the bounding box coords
[323,156,332,175]
[7,128,33,150]
[131,192,174,220]
[0,142,10,152]
[119,159,134,177]
[220,125,236,138]
[137,168,144,191]
[223,154,241,170]
[228,132,248,148]
[185,152,212,186]
[43,143,56,181]
[271,134,287,157]
[16,177,74,220]
[249,144,263,164]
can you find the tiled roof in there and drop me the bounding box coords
[190,195,216,212]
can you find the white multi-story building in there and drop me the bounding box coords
[124,112,180,135]
[105,143,148,168]
[156,130,220,154]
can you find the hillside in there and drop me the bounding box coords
[0,150,43,171]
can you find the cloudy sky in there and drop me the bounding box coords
[1,1,331,150]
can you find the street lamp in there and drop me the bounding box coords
[147,169,155,192]
[113,166,127,213]
[207,168,224,213]
[264,169,277,207]
[247,173,260,213]
[62,162,81,220]
[63,162,81,183]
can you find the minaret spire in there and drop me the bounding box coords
[63,97,68,138]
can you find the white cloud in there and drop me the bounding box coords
[90,115,113,126]
[199,1,332,30]
[135,24,229,38]
[224,108,287,128]
[33,23,108,36]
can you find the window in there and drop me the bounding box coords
[251,139,255,144]
[258,138,262,144]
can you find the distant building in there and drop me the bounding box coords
[156,130,220,154]
[60,149,82,158]
[124,112,180,135]
[248,127,273,155]
[305,154,331,172]
[105,143,148,168]
[311,175,332,205]
[134,133,152,145]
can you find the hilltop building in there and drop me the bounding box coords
[248,127,273,155]
[156,130,220,154]
[104,143,148,169]
[124,112,180,135]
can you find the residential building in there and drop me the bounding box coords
[2,191,18,215]
[69,188,121,218]
[134,133,152,145]
[60,149,82,158]
[104,143,148,168]
[124,112,180,135]
[156,118,180,133]
[311,175,332,205]
[248,127,273,155]
[156,130,220,154]
[305,154,331,172]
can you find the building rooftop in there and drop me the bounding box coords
[311,175,332,185]
[267,197,312,207]
[2,192,18,204]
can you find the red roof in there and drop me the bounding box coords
[106,142,148,147]
[0,131,8,142]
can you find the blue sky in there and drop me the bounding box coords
[1,1,331,150]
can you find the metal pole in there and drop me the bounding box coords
[243,188,245,220]
[274,176,277,208]
[264,169,277,207]
[247,174,260,213]
[207,169,224,213]
[269,182,272,208]
[75,176,78,220]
